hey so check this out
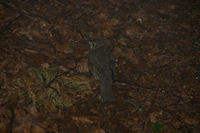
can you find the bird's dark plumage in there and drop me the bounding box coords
[88,39,115,102]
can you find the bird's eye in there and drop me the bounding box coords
[92,42,95,47]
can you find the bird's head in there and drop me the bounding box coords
[87,39,106,50]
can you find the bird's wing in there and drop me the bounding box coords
[110,55,115,81]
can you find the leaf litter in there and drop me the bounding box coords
[0,0,200,132]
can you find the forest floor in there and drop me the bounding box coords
[0,0,199,132]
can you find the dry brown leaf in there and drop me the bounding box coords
[182,117,199,125]
[41,63,50,69]
[111,18,120,25]
[59,65,68,71]
[148,55,160,63]
[25,105,38,117]
[31,125,45,133]
[149,112,158,123]
[94,129,105,133]
[72,116,93,124]
[76,59,88,73]
[0,59,10,69]
[113,47,122,58]
[0,123,8,133]
[24,49,39,54]
[173,121,181,128]
[64,47,74,54]
[124,49,138,64]
[119,36,127,46]
[65,60,76,69]
[13,121,32,133]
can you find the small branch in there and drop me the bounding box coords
[114,79,154,90]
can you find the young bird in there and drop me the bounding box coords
[87,38,115,102]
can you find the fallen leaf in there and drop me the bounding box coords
[41,63,50,69]
[24,49,38,54]
[94,129,105,133]
[149,112,158,123]
[72,116,93,124]
[76,59,88,73]
[182,117,199,125]
[31,125,45,133]
[13,121,32,133]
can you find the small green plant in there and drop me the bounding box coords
[153,121,163,133]
[30,67,44,82]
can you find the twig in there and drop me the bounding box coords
[114,79,154,90]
